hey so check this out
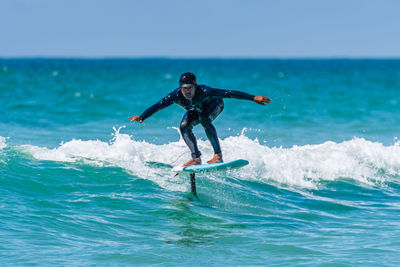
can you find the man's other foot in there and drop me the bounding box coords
[207,154,223,164]
[183,158,201,167]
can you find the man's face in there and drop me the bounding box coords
[181,84,196,100]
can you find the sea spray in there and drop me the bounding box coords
[0,136,7,150]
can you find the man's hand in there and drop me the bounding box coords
[129,115,143,123]
[253,96,271,105]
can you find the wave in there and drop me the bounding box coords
[14,127,400,190]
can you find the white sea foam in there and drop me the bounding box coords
[21,128,400,190]
[0,136,8,165]
[0,136,7,150]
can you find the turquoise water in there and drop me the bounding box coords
[1,59,400,266]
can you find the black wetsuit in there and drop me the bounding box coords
[140,85,255,158]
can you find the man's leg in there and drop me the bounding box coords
[180,111,201,165]
[199,99,224,162]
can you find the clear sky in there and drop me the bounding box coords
[1,0,399,58]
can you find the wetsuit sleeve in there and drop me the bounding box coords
[206,87,255,101]
[139,92,176,121]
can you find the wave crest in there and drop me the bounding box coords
[21,128,400,190]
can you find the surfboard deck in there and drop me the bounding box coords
[172,159,249,173]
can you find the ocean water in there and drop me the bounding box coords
[1,58,400,266]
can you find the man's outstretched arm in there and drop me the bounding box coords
[206,87,271,104]
[129,92,176,123]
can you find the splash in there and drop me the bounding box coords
[21,128,400,190]
[0,136,7,150]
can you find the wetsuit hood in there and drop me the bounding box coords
[179,72,197,87]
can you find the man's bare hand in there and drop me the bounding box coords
[129,116,143,123]
[253,96,271,105]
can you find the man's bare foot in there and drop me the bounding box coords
[207,154,223,164]
[183,157,201,167]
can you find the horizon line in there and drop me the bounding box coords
[1,56,400,60]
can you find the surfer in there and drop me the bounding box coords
[129,72,271,167]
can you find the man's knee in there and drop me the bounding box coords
[199,116,212,127]
[180,120,191,132]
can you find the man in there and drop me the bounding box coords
[129,72,271,167]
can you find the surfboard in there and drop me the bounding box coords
[172,159,249,173]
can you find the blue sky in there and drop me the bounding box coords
[1,0,399,58]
